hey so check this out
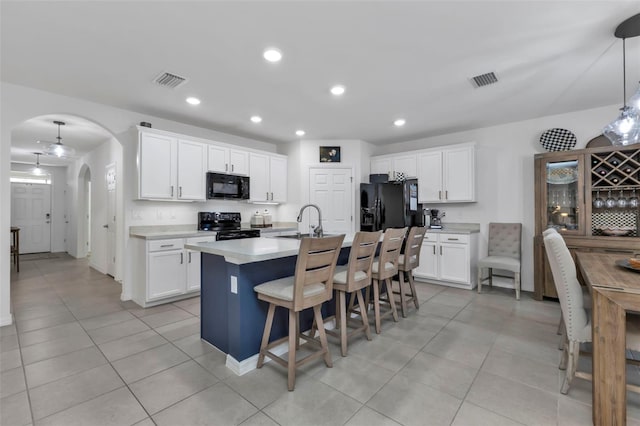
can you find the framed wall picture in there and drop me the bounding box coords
[319,146,341,163]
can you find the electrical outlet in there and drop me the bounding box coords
[230,276,238,294]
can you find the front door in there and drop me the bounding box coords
[309,167,354,234]
[11,182,52,254]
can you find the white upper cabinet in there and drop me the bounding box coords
[139,132,177,200]
[417,151,443,202]
[177,139,207,200]
[207,144,249,175]
[370,154,416,180]
[270,156,288,203]
[417,143,475,203]
[442,145,475,202]
[249,152,287,203]
[138,131,205,201]
[371,157,392,176]
[393,155,417,178]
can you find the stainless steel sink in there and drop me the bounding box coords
[274,233,337,240]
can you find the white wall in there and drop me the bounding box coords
[0,82,282,326]
[10,163,67,252]
[371,104,622,292]
[280,139,373,233]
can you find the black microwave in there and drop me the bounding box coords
[206,173,250,200]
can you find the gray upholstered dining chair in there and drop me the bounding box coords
[543,231,640,394]
[477,223,522,299]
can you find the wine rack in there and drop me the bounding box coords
[590,147,640,189]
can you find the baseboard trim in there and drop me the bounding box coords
[224,320,337,376]
[89,262,106,275]
[0,314,14,327]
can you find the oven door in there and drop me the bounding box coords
[207,173,250,200]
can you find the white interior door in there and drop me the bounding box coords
[11,183,52,254]
[309,167,354,234]
[106,163,117,277]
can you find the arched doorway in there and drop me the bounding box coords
[9,114,124,280]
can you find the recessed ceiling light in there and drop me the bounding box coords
[330,85,346,96]
[263,48,282,63]
[186,97,201,105]
[394,119,406,127]
[295,130,305,136]
[250,115,262,123]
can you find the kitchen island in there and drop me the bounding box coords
[185,235,354,375]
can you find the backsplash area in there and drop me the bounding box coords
[129,200,283,226]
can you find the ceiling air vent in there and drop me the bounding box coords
[153,72,187,89]
[471,72,498,88]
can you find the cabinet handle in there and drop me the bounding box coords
[160,244,173,248]
[180,253,184,264]
[225,163,228,172]
[433,246,436,255]
[270,192,273,200]
[266,191,269,200]
[604,249,633,254]
[171,186,174,197]
[439,190,442,200]
[179,186,182,198]
[189,252,192,263]
[445,190,448,200]
[232,164,234,172]
[440,246,442,255]
[447,238,459,241]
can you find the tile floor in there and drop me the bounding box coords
[2,254,640,426]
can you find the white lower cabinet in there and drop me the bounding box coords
[413,232,478,290]
[133,235,215,307]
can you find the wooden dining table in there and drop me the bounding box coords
[576,252,640,426]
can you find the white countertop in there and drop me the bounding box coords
[185,234,356,264]
[426,223,480,234]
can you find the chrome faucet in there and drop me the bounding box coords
[297,204,323,238]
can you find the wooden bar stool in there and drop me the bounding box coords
[10,227,20,272]
[368,227,406,334]
[254,235,345,391]
[394,226,426,317]
[322,230,381,356]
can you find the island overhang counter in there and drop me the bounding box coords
[185,235,354,375]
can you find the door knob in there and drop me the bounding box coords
[103,224,109,229]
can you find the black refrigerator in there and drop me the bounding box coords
[360,178,422,231]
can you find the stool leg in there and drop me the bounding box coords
[258,303,276,368]
[338,291,347,356]
[287,309,297,391]
[313,305,332,368]
[373,279,381,334]
[408,271,419,310]
[477,266,482,293]
[398,273,408,318]
[385,278,399,322]
[515,272,521,300]
[356,290,372,341]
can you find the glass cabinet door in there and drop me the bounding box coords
[543,158,584,234]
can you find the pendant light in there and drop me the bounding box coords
[32,152,44,175]
[603,14,640,146]
[44,120,76,158]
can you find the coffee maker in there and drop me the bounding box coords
[429,209,444,229]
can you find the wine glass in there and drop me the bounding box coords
[593,190,604,208]
[605,190,617,208]
[629,189,639,208]
[617,190,628,208]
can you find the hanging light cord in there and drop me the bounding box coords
[622,38,627,106]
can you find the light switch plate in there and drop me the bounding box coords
[230,276,238,294]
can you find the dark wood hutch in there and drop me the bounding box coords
[534,143,640,300]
